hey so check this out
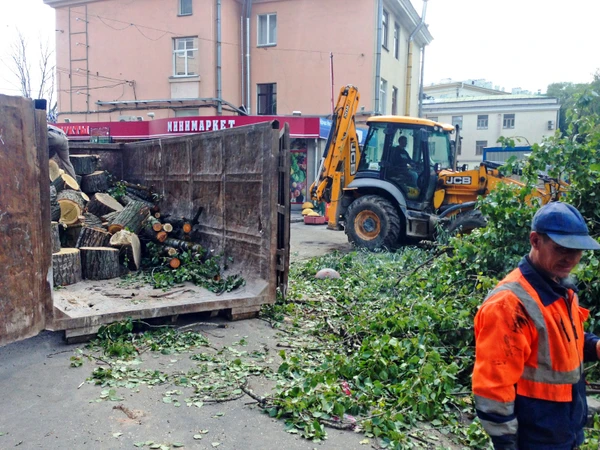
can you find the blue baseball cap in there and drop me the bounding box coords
[532,202,600,250]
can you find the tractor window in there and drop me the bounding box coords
[359,125,386,172]
[429,130,452,169]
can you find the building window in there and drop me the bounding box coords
[503,113,515,129]
[476,140,487,156]
[391,86,398,115]
[382,10,389,49]
[452,115,463,130]
[380,78,388,113]
[173,37,198,76]
[178,0,192,15]
[393,23,400,59]
[257,83,276,115]
[477,114,488,129]
[258,13,277,46]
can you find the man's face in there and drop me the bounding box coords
[398,137,407,148]
[530,232,583,279]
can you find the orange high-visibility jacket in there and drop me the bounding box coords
[472,264,589,446]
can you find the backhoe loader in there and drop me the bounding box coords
[310,85,564,250]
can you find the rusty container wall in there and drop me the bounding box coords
[0,95,52,346]
[122,121,281,287]
[69,142,124,179]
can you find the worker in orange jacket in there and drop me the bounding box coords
[473,202,600,449]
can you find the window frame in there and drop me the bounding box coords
[178,0,192,16]
[503,113,515,129]
[393,22,400,59]
[475,140,487,156]
[172,37,198,77]
[451,115,463,131]
[257,13,277,47]
[477,114,489,130]
[257,82,277,115]
[382,10,389,50]
[380,78,388,114]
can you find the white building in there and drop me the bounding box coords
[422,81,560,167]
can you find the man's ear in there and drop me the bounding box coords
[530,231,541,249]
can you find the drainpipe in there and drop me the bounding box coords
[404,0,428,116]
[417,45,426,117]
[374,0,383,113]
[245,0,253,114]
[240,15,245,108]
[216,0,222,114]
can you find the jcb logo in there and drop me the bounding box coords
[446,176,472,185]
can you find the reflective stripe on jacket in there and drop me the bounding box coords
[472,259,592,449]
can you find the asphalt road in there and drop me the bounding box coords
[0,220,363,450]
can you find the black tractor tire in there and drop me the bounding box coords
[345,195,402,250]
[446,209,487,235]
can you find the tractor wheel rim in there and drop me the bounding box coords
[354,211,381,240]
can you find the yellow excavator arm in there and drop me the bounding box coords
[309,85,361,229]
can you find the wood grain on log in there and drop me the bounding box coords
[49,160,61,182]
[76,227,111,248]
[162,223,173,233]
[51,221,61,253]
[81,170,109,194]
[57,189,86,225]
[109,230,141,270]
[87,193,123,217]
[70,154,99,175]
[52,248,82,286]
[107,201,149,235]
[168,258,181,269]
[82,212,103,229]
[62,223,84,248]
[156,231,168,243]
[80,247,121,280]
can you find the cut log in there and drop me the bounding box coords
[182,223,192,234]
[50,185,61,221]
[52,173,80,192]
[162,223,173,233]
[62,223,84,248]
[156,231,168,243]
[125,186,155,202]
[110,230,141,270]
[49,160,61,182]
[107,201,149,235]
[168,258,181,269]
[144,215,163,232]
[69,154,99,175]
[76,227,111,248]
[51,221,61,253]
[119,193,155,210]
[162,246,179,257]
[52,248,82,286]
[80,247,121,280]
[87,193,123,217]
[102,211,120,222]
[163,238,204,254]
[81,171,109,194]
[57,189,86,225]
[82,212,103,229]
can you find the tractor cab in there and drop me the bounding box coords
[357,116,454,211]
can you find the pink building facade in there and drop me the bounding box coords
[44,0,431,122]
[44,0,431,206]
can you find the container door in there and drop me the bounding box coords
[276,124,291,297]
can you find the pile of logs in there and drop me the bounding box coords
[51,154,206,287]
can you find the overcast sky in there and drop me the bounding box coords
[0,0,599,97]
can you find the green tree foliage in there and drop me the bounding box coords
[265,103,600,449]
[547,71,600,133]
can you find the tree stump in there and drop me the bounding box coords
[52,248,82,286]
[76,227,111,248]
[51,221,61,253]
[107,201,149,234]
[50,185,61,221]
[80,247,121,280]
[82,212,103,229]
[110,230,141,270]
[69,154,99,175]
[81,170,109,194]
[87,193,123,217]
[57,189,87,225]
